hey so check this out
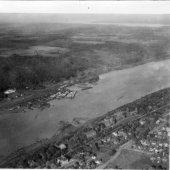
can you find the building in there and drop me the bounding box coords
[139,118,146,125]
[118,131,127,139]
[67,91,77,99]
[4,89,21,99]
[59,143,67,150]
[4,89,16,95]
[129,107,138,116]
[85,130,96,138]
[112,132,118,137]
[103,118,113,127]
[115,111,124,121]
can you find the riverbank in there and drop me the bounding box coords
[0,59,170,161]
[1,87,169,168]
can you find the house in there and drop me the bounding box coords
[112,132,118,136]
[137,145,142,150]
[106,137,111,142]
[85,130,96,138]
[151,141,156,146]
[159,148,163,152]
[129,107,138,115]
[60,159,69,166]
[140,140,149,146]
[164,143,168,147]
[154,149,159,153]
[113,139,119,145]
[103,117,114,127]
[156,120,161,124]
[157,131,162,135]
[148,105,153,110]
[157,160,161,164]
[62,159,78,168]
[162,157,167,163]
[157,156,161,161]
[50,94,57,99]
[118,131,127,139]
[159,143,163,147]
[150,157,156,161]
[161,127,166,131]
[4,89,20,99]
[91,156,96,160]
[114,111,124,120]
[95,160,102,165]
[4,89,16,95]
[103,119,111,127]
[149,148,154,152]
[139,119,146,125]
[67,91,77,99]
[59,143,67,150]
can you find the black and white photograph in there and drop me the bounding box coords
[0,1,169,169]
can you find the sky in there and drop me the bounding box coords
[0,1,170,14]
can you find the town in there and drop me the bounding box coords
[0,73,98,114]
[1,87,169,169]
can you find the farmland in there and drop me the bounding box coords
[0,22,170,98]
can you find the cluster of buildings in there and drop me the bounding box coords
[149,126,169,165]
[5,83,77,113]
[101,107,138,127]
[4,89,24,101]
[131,113,169,169]
[2,88,170,169]
[49,88,77,100]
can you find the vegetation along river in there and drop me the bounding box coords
[0,59,170,160]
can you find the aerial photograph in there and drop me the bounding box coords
[0,1,169,169]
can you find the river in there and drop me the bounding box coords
[0,59,170,160]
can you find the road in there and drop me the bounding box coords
[96,140,132,169]
[96,103,170,169]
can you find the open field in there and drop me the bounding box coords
[106,149,152,169]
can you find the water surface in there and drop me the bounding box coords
[0,59,170,159]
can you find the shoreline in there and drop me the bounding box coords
[1,87,169,167]
[0,56,170,113]
[0,58,170,163]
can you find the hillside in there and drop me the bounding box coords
[0,21,170,99]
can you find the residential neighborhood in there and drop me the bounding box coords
[1,88,169,169]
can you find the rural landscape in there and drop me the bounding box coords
[0,14,169,169]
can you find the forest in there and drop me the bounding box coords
[0,23,169,99]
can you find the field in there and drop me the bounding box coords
[106,149,152,169]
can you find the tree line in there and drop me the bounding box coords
[0,54,89,99]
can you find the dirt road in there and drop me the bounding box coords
[96,140,132,169]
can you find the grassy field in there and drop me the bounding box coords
[106,149,152,169]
